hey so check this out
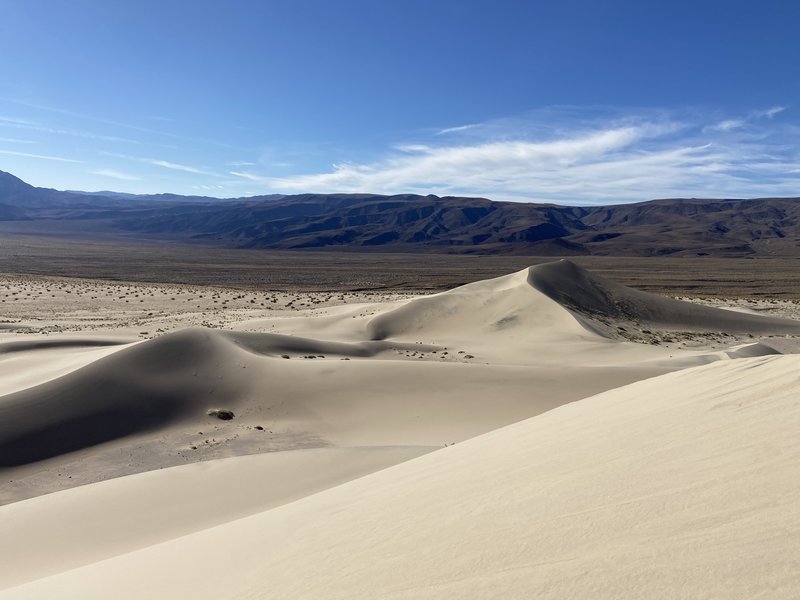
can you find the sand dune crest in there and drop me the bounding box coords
[367,265,590,341]
[530,259,800,334]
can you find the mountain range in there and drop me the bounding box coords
[1,170,798,256]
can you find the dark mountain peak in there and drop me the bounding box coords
[0,170,34,190]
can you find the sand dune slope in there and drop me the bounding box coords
[367,264,589,341]
[530,259,800,333]
[0,329,251,465]
[0,343,679,477]
[0,338,131,354]
[0,329,442,466]
[0,337,136,397]
[368,259,800,345]
[0,446,430,590]
[5,355,799,599]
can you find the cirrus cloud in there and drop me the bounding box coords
[267,107,798,204]
[0,149,81,163]
[89,168,140,181]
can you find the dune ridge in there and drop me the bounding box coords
[0,338,131,355]
[367,264,587,341]
[369,260,800,342]
[530,259,800,334]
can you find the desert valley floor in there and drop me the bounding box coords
[1,259,800,598]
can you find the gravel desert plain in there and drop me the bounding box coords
[1,230,800,598]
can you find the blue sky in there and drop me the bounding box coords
[0,0,798,204]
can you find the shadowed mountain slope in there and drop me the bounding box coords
[1,170,800,255]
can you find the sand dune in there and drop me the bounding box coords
[0,340,669,485]
[368,259,800,349]
[0,328,430,466]
[0,445,430,590]
[367,263,589,341]
[0,338,136,398]
[722,340,782,358]
[3,355,798,598]
[0,338,131,354]
[0,329,250,466]
[531,259,800,334]
[2,260,800,595]
[2,261,800,503]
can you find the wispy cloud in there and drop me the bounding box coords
[229,170,267,182]
[228,161,257,166]
[149,159,215,175]
[707,119,745,132]
[0,137,36,144]
[1,98,235,149]
[99,151,221,177]
[271,124,669,197]
[0,149,82,163]
[0,116,38,126]
[89,168,140,181]
[394,144,432,153]
[270,106,798,204]
[754,106,786,119]
[0,115,139,144]
[706,105,786,132]
[435,123,479,135]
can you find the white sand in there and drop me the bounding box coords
[0,338,136,396]
[3,355,799,598]
[1,260,799,597]
[0,445,431,589]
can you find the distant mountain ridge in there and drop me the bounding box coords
[1,170,798,256]
[0,170,285,210]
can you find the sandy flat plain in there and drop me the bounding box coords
[1,259,799,598]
